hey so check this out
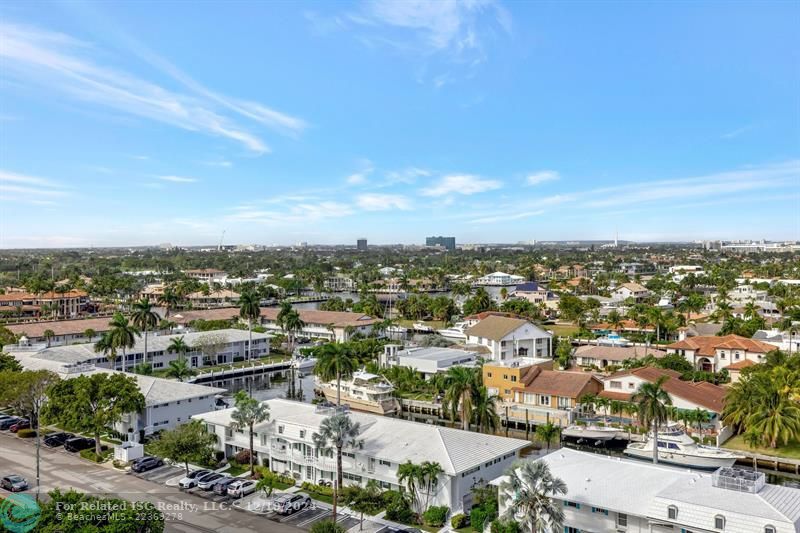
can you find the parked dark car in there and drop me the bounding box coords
[44,432,75,448]
[64,437,95,453]
[1,475,29,492]
[131,456,165,473]
[273,494,311,515]
[0,417,21,430]
[9,419,31,433]
[212,477,239,496]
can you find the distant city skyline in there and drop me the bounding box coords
[1,1,798,248]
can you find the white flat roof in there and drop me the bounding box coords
[397,347,478,362]
[195,398,529,476]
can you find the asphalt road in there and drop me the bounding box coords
[0,432,308,533]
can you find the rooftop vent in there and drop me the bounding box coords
[712,467,765,494]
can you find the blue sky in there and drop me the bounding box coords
[0,0,798,248]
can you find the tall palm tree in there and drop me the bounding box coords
[420,461,443,513]
[108,312,139,372]
[168,336,191,361]
[230,390,270,475]
[43,329,55,348]
[500,460,567,533]
[158,288,179,318]
[443,366,478,431]
[312,413,363,524]
[314,343,357,405]
[239,291,261,361]
[279,307,306,356]
[397,461,422,513]
[131,298,160,365]
[632,376,672,463]
[472,386,500,434]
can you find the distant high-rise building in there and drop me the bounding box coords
[357,238,368,251]
[426,236,456,250]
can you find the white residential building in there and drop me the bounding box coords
[381,345,477,377]
[465,316,552,362]
[611,282,650,302]
[324,275,356,292]
[8,351,225,440]
[665,334,778,372]
[474,272,526,286]
[194,399,529,512]
[6,329,270,371]
[184,268,228,284]
[493,448,800,533]
[259,309,379,343]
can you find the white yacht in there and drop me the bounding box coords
[562,424,622,443]
[315,370,400,416]
[596,332,631,347]
[624,428,740,469]
[436,321,469,341]
[412,322,434,333]
[291,355,316,371]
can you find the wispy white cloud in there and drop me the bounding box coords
[0,22,306,153]
[226,201,354,225]
[470,210,544,224]
[356,193,412,211]
[721,125,755,139]
[202,160,233,168]
[0,169,69,204]
[420,174,502,196]
[526,170,560,186]
[345,160,374,185]
[157,175,198,184]
[383,167,431,186]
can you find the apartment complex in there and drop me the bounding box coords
[425,236,456,250]
[195,399,529,512]
[493,449,800,533]
[0,289,90,318]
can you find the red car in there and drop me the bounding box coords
[10,419,30,433]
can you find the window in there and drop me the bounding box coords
[617,513,628,527]
[511,375,517,382]
[610,381,622,389]
[563,501,580,509]
[628,382,635,389]
[379,459,392,467]
[539,395,550,406]
[564,528,581,533]
[714,515,725,530]
[487,372,492,378]
[503,374,508,380]
[591,507,608,515]
[278,425,284,434]
[299,430,306,439]
[668,505,678,520]
[764,527,775,533]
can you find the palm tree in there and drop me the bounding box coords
[94,332,118,369]
[43,329,55,348]
[168,336,191,360]
[442,366,478,431]
[743,301,759,320]
[535,422,561,453]
[472,386,500,434]
[420,461,443,513]
[239,292,261,361]
[158,288,179,317]
[279,306,306,356]
[397,461,422,513]
[165,358,196,382]
[312,413,363,524]
[108,312,139,372]
[131,298,160,365]
[500,460,567,533]
[134,362,153,375]
[679,293,706,323]
[314,343,357,406]
[83,328,96,341]
[230,390,270,475]
[632,376,672,463]
[607,309,624,331]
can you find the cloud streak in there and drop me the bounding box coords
[526,170,560,186]
[158,175,198,183]
[420,174,502,196]
[0,22,305,153]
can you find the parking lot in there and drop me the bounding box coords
[130,464,185,485]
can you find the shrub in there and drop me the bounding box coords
[490,519,520,533]
[451,513,468,529]
[16,429,36,438]
[471,507,493,532]
[301,481,333,496]
[383,490,415,524]
[423,506,449,527]
[310,520,345,533]
[79,449,109,463]
[234,449,251,464]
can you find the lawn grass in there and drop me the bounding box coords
[723,434,800,460]
[226,460,249,476]
[544,324,580,337]
[300,490,333,505]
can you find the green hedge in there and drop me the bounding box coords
[16,429,37,438]
[301,481,333,496]
[422,506,449,527]
[80,449,111,463]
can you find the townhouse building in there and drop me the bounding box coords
[194,399,529,512]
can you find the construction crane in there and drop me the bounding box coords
[218,229,226,251]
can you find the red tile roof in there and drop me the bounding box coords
[666,334,777,356]
[605,367,726,413]
[726,359,757,370]
[513,369,601,398]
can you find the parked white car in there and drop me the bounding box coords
[227,479,258,498]
[178,469,211,489]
